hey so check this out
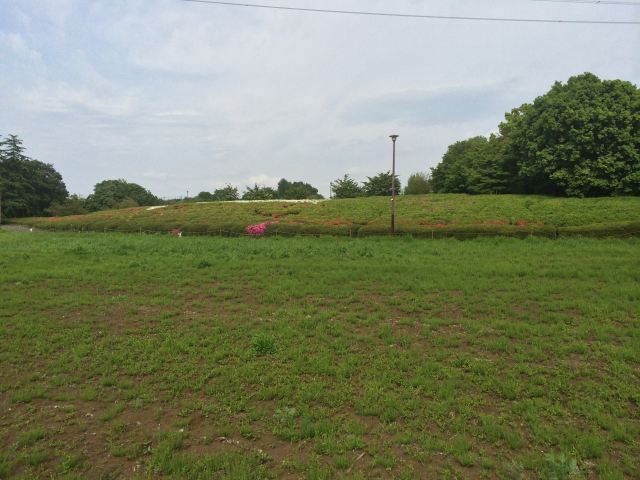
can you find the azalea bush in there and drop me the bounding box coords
[246,221,277,237]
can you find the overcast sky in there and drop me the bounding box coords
[1,0,639,198]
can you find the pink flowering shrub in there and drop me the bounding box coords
[246,221,277,236]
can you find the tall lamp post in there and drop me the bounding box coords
[389,134,399,233]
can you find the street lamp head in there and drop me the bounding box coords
[390,134,399,141]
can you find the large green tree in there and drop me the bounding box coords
[213,184,239,201]
[432,136,509,194]
[330,174,364,198]
[85,179,159,211]
[242,184,277,200]
[500,73,640,196]
[0,134,68,218]
[363,171,401,197]
[194,191,215,201]
[277,179,322,199]
[431,73,639,197]
[404,172,432,195]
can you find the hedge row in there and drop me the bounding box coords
[10,219,640,239]
[557,221,640,238]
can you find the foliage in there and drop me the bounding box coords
[330,174,364,199]
[432,73,640,197]
[85,179,160,211]
[431,136,510,194]
[501,72,640,197]
[242,184,277,200]
[277,178,322,199]
[113,198,139,209]
[538,453,580,480]
[251,333,277,355]
[246,222,270,236]
[362,171,401,197]
[404,172,432,195]
[0,134,68,218]
[213,184,239,201]
[45,195,88,217]
[195,191,215,201]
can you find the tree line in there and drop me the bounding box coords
[193,178,323,202]
[0,135,68,218]
[2,73,637,218]
[431,73,640,197]
[0,136,432,218]
[329,171,431,198]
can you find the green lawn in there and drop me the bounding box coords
[0,232,638,479]
[11,194,640,237]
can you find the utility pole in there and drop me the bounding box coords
[390,135,399,234]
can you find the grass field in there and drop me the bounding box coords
[11,194,640,238]
[1,231,638,479]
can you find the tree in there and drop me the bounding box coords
[465,135,511,194]
[85,179,159,211]
[213,184,239,201]
[277,178,322,199]
[404,172,432,195]
[330,174,364,199]
[0,134,68,218]
[45,194,88,216]
[195,191,215,201]
[430,73,640,197]
[242,184,277,200]
[363,171,401,197]
[432,137,483,193]
[431,135,513,194]
[500,72,640,196]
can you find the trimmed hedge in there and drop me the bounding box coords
[269,223,354,236]
[356,223,558,239]
[558,221,640,238]
[11,219,640,239]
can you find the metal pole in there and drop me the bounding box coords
[390,135,399,233]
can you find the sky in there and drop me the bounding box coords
[1,0,639,199]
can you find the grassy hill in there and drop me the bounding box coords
[11,194,640,238]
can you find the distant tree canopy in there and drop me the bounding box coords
[0,134,68,218]
[363,171,401,197]
[213,184,239,201]
[330,172,404,198]
[242,184,278,200]
[330,174,364,199]
[405,172,433,195]
[277,179,322,199]
[45,194,88,217]
[195,191,215,201]
[85,179,160,211]
[432,73,640,197]
[432,136,509,194]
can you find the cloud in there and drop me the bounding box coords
[342,85,511,127]
[23,84,138,117]
[0,32,41,62]
[247,175,280,188]
[1,0,638,199]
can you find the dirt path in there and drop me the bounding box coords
[0,224,41,232]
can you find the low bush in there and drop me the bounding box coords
[558,221,640,238]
